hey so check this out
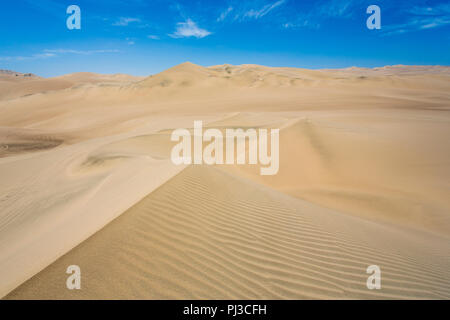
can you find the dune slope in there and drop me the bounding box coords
[6,165,450,299]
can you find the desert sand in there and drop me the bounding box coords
[0,63,449,299]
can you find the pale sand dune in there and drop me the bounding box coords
[0,63,449,299]
[0,70,143,101]
[5,165,450,299]
[225,111,450,235]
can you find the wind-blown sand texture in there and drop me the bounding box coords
[1,63,449,299]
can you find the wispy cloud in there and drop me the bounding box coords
[409,4,450,16]
[147,35,160,40]
[217,6,233,22]
[243,0,286,19]
[0,49,119,61]
[383,3,450,36]
[125,37,136,45]
[281,0,361,30]
[112,17,141,26]
[169,19,211,39]
[382,18,450,36]
[315,0,355,18]
[0,53,56,61]
[280,1,449,34]
[282,20,319,30]
[44,49,120,55]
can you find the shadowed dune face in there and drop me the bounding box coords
[0,63,449,299]
[223,112,450,235]
[0,127,67,158]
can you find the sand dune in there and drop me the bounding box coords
[0,70,143,102]
[6,165,450,299]
[0,63,449,299]
[225,112,450,235]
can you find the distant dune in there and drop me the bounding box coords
[0,63,449,299]
[0,69,144,101]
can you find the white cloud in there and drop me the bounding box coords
[217,7,233,22]
[409,4,450,16]
[0,52,56,61]
[244,0,285,19]
[382,4,450,36]
[44,49,119,55]
[125,38,136,45]
[280,0,360,30]
[282,20,319,29]
[169,19,211,39]
[0,49,120,61]
[316,0,354,18]
[147,35,160,40]
[112,17,141,26]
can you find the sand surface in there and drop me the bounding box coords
[1,63,449,299]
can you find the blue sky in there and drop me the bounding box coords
[0,0,449,77]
